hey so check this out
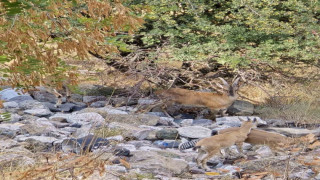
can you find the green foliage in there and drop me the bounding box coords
[130,0,320,69]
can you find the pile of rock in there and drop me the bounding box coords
[0,88,319,179]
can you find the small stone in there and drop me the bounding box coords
[50,113,70,121]
[19,100,46,110]
[180,119,193,127]
[178,126,212,138]
[106,165,127,173]
[90,101,107,108]
[68,112,105,125]
[83,96,107,103]
[255,146,273,157]
[192,119,213,126]
[24,108,53,117]
[156,129,179,140]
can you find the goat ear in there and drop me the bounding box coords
[218,77,230,87]
[232,77,240,88]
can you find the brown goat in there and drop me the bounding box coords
[154,77,240,119]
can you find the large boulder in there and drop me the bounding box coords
[227,100,254,116]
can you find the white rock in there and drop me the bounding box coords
[178,126,212,138]
[68,112,105,125]
[24,108,53,117]
[3,101,19,108]
[255,146,273,157]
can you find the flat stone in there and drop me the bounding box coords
[101,107,128,115]
[3,101,19,108]
[156,128,179,140]
[192,119,213,126]
[83,96,107,103]
[178,126,212,138]
[24,108,53,117]
[68,112,105,125]
[0,88,23,100]
[0,123,24,137]
[49,113,71,122]
[90,101,107,108]
[19,100,46,110]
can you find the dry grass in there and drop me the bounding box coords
[0,152,113,180]
[252,81,320,124]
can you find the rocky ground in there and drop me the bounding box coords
[0,86,320,180]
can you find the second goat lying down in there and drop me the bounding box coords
[194,118,257,171]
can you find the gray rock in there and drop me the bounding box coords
[10,113,23,122]
[90,101,107,108]
[9,95,33,102]
[178,126,211,138]
[315,173,320,180]
[106,135,124,141]
[105,114,159,126]
[3,101,19,108]
[192,119,213,126]
[216,116,267,127]
[0,139,19,149]
[138,98,157,105]
[68,112,105,125]
[0,146,35,167]
[110,97,137,106]
[83,96,107,103]
[19,100,46,110]
[72,125,93,138]
[20,118,57,135]
[101,106,128,115]
[157,116,175,126]
[16,135,58,144]
[0,123,24,137]
[43,102,75,112]
[106,165,127,173]
[255,146,273,157]
[108,122,152,140]
[262,127,320,137]
[180,119,193,127]
[49,113,71,122]
[227,100,254,116]
[30,90,57,103]
[290,169,315,180]
[156,129,179,140]
[49,121,70,128]
[130,150,188,176]
[24,108,53,117]
[0,88,23,100]
[153,140,180,148]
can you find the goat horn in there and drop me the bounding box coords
[218,77,230,87]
